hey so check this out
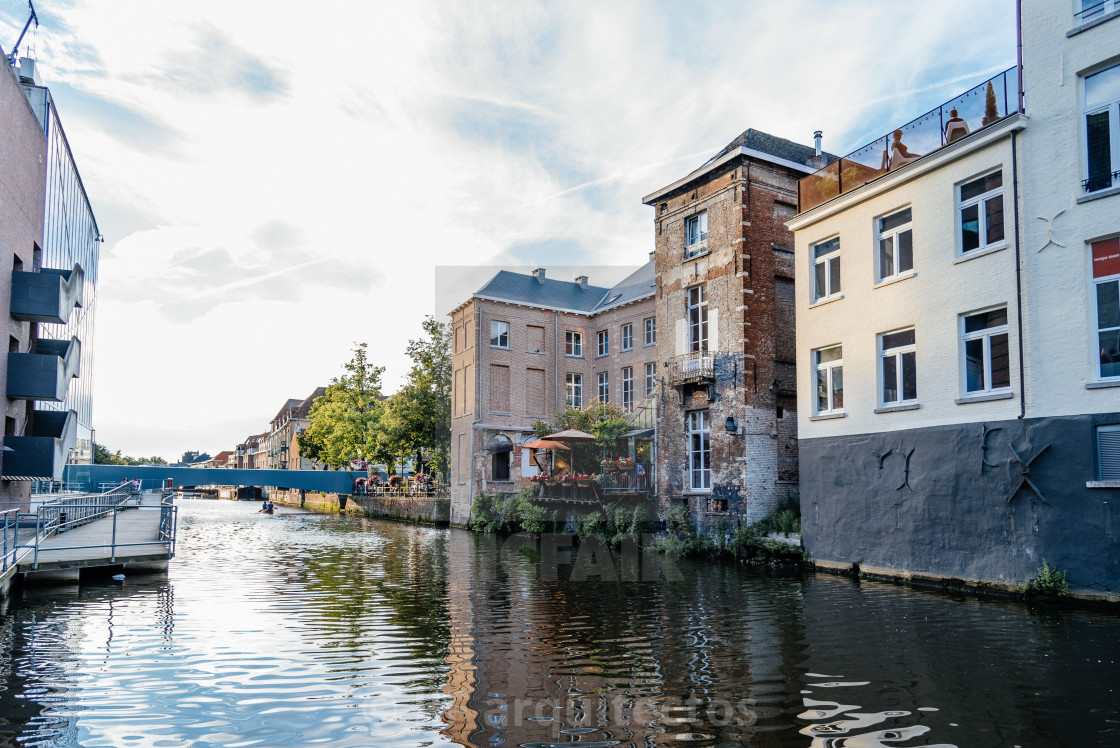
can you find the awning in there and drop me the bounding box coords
[621,428,654,439]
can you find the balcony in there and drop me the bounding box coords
[10,264,83,324]
[7,337,81,401]
[668,352,714,386]
[798,67,1021,213]
[1,409,77,481]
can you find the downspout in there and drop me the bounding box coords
[554,311,560,414]
[1012,129,1026,420]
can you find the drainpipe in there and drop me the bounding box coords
[554,311,559,413]
[1012,129,1026,420]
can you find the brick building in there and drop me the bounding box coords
[642,130,828,528]
[449,265,655,525]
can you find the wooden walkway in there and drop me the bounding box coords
[17,491,174,575]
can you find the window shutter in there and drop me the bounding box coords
[1100,426,1120,480]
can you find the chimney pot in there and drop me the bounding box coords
[532,268,546,284]
[575,275,588,289]
[813,130,823,158]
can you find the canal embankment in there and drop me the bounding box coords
[270,489,450,525]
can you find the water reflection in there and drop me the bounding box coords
[0,501,1110,747]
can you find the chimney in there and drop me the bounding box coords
[813,130,823,158]
[18,57,41,87]
[575,275,588,289]
[532,268,546,284]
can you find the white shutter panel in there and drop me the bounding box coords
[675,318,687,355]
[1099,426,1120,480]
[709,308,719,353]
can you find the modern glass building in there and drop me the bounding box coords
[21,75,100,466]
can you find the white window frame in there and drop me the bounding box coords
[1078,0,1119,24]
[811,237,841,302]
[644,362,656,397]
[876,208,914,282]
[596,330,609,357]
[622,366,634,411]
[813,345,843,415]
[879,328,918,406]
[688,285,708,352]
[957,171,1005,255]
[597,371,609,402]
[961,307,1011,395]
[565,373,582,408]
[644,317,656,346]
[1094,267,1120,381]
[565,331,582,357]
[687,410,710,491]
[489,320,509,349]
[685,212,708,258]
[621,323,633,351]
[1083,63,1120,194]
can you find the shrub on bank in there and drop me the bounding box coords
[469,488,558,534]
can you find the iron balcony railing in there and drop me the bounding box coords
[669,352,715,386]
[798,67,1021,213]
[1076,0,1117,23]
[1083,170,1120,194]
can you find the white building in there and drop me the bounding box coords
[788,1,1119,598]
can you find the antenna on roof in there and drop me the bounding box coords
[6,1,39,66]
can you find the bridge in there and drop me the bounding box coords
[62,464,364,494]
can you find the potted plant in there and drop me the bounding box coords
[601,458,618,472]
[575,473,592,488]
[617,457,635,471]
[560,473,575,486]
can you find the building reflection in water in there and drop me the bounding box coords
[440,531,810,746]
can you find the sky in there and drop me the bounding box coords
[0,0,1018,461]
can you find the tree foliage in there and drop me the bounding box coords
[93,442,167,465]
[380,316,452,476]
[298,343,386,469]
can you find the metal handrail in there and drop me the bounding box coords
[0,510,19,572]
[18,484,176,570]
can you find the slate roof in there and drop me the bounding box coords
[271,398,302,425]
[473,260,655,315]
[294,386,327,419]
[702,128,838,170]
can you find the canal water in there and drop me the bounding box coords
[0,499,1114,747]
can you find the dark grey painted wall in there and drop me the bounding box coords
[800,413,1120,594]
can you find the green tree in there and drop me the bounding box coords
[380,316,452,477]
[298,343,386,469]
[93,442,167,465]
[531,400,629,473]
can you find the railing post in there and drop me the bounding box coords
[110,507,117,563]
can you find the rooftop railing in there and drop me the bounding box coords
[798,67,1021,213]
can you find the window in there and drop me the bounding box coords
[1084,63,1120,193]
[877,208,913,281]
[1079,0,1119,24]
[962,308,1011,394]
[644,317,656,345]
[621,323,633,351]
[812,237,841,301]
[493,451,510,481]
[688,285,708,352]
[880,328,917,405]
[958,172,1004,253]
[565,331,582,357]
[566,373,583,408]
[1099,425,1120,480]
[685,212,708,257]
[490,321,509,348]
[597,330,609,357]
[597,372,609,402]
[622,367,634,411]
[814,346,843,415]
[1094,238,1120,379]
[645,362,656,397]
[687,410,710,491]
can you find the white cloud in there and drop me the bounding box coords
[1,0,1016,459]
